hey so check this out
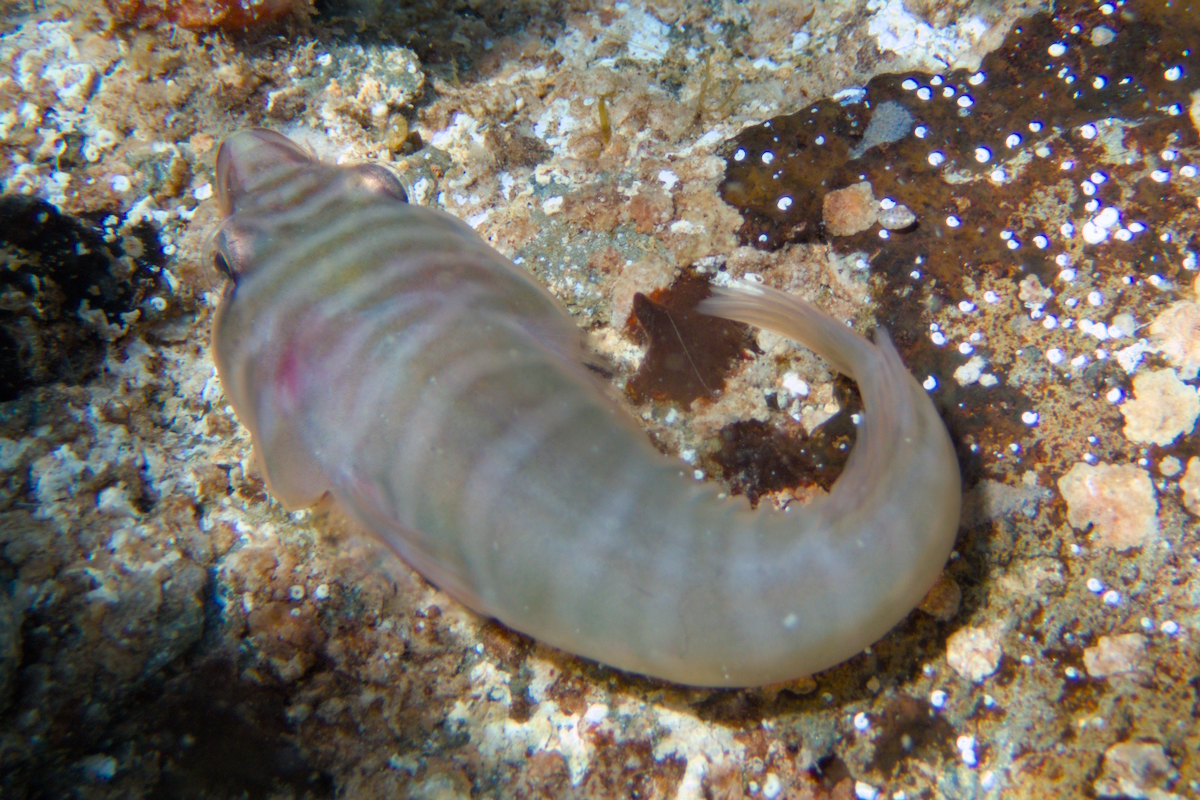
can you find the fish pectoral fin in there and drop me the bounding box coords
[254,427,330,511]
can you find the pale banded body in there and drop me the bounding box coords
[210,129,962,687]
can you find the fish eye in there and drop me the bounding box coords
[214,250,235,279]
[350,164,408,203]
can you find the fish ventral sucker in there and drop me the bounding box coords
[209,127,963,687]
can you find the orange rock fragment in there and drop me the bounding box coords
[945,624,1002,682]
[1083,633,1146,679]
[822,181,877,236]
[918,573,961,621]
[1149,300,1200,376]
[1057,462,1158,551]
[1095,740,1177,799]
[1179,457,1200,516]
[1120,368,1200,446]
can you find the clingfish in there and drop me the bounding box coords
[210,129,962,687]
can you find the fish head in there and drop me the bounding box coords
[210,129,408,283]
[216,128,315,217]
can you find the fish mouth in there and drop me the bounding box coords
[215,128,314,216]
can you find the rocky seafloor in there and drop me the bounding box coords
[0,0,1197,797]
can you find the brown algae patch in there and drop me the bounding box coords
[625,270,757,407]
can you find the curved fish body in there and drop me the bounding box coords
[210,129,962,687]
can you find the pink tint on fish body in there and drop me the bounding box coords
[209,128,962,687]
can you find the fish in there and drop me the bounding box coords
[209,128,962,687]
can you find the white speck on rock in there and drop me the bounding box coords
[854,780,879,800]
[1082,220,1107,244]
[956,734,978,767]
[781,372,809,397]
[669,219,705,234]
[1114,340,1154,374]
[954,355,986,386]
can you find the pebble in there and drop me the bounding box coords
[878,203,917,230]
[1094,741,1177,799]
[1179,457,1200,515]
[1120,368,1200,446]
[946,625,1002,682]
[822,181,878,236]
[1058,462,1159,551]
[1090,26,1115,46]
